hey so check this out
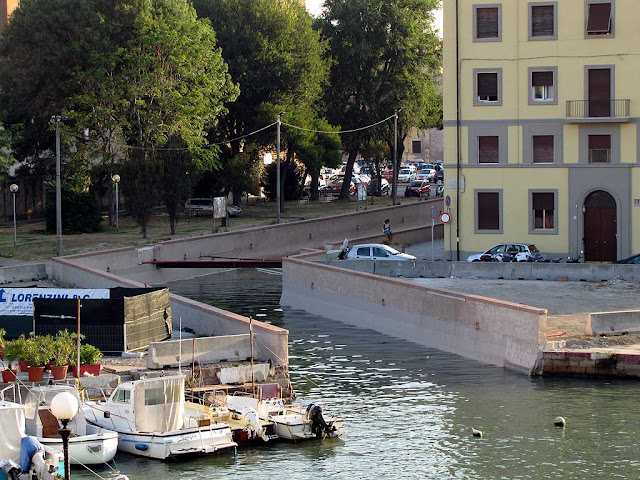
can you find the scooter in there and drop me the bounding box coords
[566,250,583,263]
[435,185,444,197]
[337,239,349,260]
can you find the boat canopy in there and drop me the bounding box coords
[0,401,26,463]
[133,376,185,432]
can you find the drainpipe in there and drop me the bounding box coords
[455,0,461,261]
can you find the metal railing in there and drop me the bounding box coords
[566,99,630,119]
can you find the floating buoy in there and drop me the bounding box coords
[554,416,566,427]
[472,427,483,438]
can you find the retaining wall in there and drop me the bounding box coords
[0,263,47,284]
[588,310,640,335]
[543,350,640,377]
[146,334,253,369]
[281,254,547,374]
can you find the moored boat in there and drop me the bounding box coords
[84,375,237,460]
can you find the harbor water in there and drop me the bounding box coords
[78,269,640,479]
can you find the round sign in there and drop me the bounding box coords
[441,212,451,224]
[431,207,436,219]
[445,195,451,207]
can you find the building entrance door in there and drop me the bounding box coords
[583,190,617,262]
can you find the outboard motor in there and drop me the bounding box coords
[240,407,270,442]
[0,460,23,480]
[306,404,334,439]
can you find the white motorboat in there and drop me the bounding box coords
[23,385,119,466]
[84,375,237,460]
[225,384,344,441]
[0,398,63,480]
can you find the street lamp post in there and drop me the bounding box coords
[112,174,121,231]
[51,115,63,257]
[51,392,79,480]
[10,184,18,247]
[276,114,282,224]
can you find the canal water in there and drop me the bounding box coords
[79,269,640,479]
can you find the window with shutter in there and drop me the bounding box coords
[476,7,499,39]
[532,136,554,163]
[478,136,499,163]
[586,2,612,35]
[588,135,611,163]
[532,192,555,230]
[531,4,555,38]
[412,140,422,154]
[531,71,555,101]
[477,72,499,102]
[477,192,500,231]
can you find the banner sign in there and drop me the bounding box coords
[0,288,110,316]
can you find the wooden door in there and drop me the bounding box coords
[583,190,617,262]
[588,69,611,117]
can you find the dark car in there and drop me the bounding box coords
[367,179,390,196]
[404,180,430,197]
[615,253,640,264]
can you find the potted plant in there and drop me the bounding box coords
[2,337,23,383]
[71,344,103,377]
[21,335,53,382]
[49,330,75,380]
[0,328,6,360]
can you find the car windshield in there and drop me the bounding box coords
[410,181,423,187]
[529,245,540,253]
[385,246,400,255]
[399,169,411,174]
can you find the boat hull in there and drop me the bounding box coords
[38,432,119,465]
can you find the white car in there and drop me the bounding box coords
[466,243,544,262]
[397,168,416,183]
[347,244,416,261]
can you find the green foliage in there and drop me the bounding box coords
[4,336,26,370]
[119,153,163,238]
[0,328,6,349]
[78,344,103,366]
[51,330,77,367]
[262,161,304,201]
[21,334,53,367]
[44,182,102,234]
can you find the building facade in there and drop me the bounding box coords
[403,127,444,164]
[443,0,640,262]
[0,0,18,34]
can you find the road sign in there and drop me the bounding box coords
[431,207,436,219]
[441,212,451,224]
[445,195,451,207]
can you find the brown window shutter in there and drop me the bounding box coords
[588,135,611,150]
[412,140,421,154]
[533,192,554,211]
[477,73,498,97]
[532,71,554,87]
[532,135,554,163]
[478,192,500,230]
[478,136,499,163]
[587,3,612,34]
[477,7,499,39]
[531,5,554,37]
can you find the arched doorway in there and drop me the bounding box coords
[583,190,617,262]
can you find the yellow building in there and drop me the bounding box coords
[0,0,18,34]
[443,0,640,262]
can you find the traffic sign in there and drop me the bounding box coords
[441,212,451,224]
[431,207,436,219]
[445,195,451,207]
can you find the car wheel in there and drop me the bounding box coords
[472,259,480,262]
[419,191,422,197]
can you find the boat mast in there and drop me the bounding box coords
[76,298,81,378]
[250,316,255,397]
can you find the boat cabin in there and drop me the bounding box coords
[24,386,86,439]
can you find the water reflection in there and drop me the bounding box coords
[72,270,640,479]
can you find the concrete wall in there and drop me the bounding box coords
[588,310,640,336]
[50,257,288,370]
[0,263,47,284]
[281,254,547,374]
[147,334,253,369]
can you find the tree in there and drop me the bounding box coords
[317,0,442,200]
[192,0,330,203]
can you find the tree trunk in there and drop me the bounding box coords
[141,221,147,239]
[279,162,288,213]
[232,188,242,207]
[340,148,359,199]
[107,184,114,227]
[169,214,176,235]
[310,166,320,201]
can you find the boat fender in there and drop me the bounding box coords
[134,444,149,451]
[104,411,111,419]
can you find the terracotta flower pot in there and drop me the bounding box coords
[50,365,68,380]
[2,370,16,383]
[71,364,101,377]
[27,366,45,382]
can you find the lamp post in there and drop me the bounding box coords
[112,174,120,231]
[10,184,18,247]
[51,392,79,480]
[276,114,281,224]
[51,115,63,256]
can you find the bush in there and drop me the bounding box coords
[73,344,103,365]
[21,334,53,367]
[51,330,77,366]
[44,182,102,233]
[261,162,304,201]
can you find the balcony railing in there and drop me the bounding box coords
[566,99,630,120]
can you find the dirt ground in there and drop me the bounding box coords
[410,277,640,347]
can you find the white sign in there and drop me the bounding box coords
[213,197,226,218]
[0,288,110,316]
[441,212,451,224]
[634,199,640,207]
[357,184,367,201]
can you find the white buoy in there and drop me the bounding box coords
[554,416,566,427]
[472,427,483,438]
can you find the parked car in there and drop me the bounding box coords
[467,243,544,262]
[382,170,394,181]
[346,244,416,261]
[367,179,390,196]
[397,168,416,183]
[404,180,431,197]
[415,168,436,182]
[184,198,241,217]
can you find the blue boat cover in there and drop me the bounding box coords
[19,436,44,472]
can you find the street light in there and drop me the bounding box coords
[112,174,121,231]
[51,391,79,480]
[9,184,18,247]
[51,115,63,257]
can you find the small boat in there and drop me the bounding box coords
[0,398,63,480]
[225,384,344,441]
[186,391,277,445]
[23,385,118,466]
[84,375,237,460]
